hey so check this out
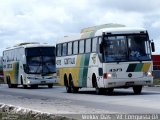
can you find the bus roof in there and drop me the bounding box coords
[4,42,55,51]
[56,25,147,44]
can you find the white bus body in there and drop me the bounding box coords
[56,24,154,94]
[3,42,57,88]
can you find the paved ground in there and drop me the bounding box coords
[0,84,160,116]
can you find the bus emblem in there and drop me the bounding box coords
[92,54,96,64]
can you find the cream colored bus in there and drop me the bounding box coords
[3,42,56,88]
[56,24,155,94]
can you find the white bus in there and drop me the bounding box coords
[3,42,57,88]
[56,24,155,94]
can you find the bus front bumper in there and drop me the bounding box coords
[25,77,57,85]
[103,77,153,88]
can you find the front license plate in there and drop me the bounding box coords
[125,82,134,86]
[41,81,46,84]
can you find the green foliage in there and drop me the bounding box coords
[0,112,70,120]
[153,79,160,85]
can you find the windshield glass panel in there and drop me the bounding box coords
[128,35,151,61]
[26,56,55,74]
[103,34,151,62]
[25,47,56,74]
[104,36,128,62]
[25,47,55,56]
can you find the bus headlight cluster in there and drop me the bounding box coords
[27,81,31,84]
[107,73,112,78]
[103,73,112,79]
[143,72,152,77]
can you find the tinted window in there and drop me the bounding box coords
[68,42,72,55]
[25,47,55,56]
[92,37,97,52]
[79,40,84,53]
[73,41,78,54]
[85,39,91,53]
[57,44,62,56]
[62,43,67,56]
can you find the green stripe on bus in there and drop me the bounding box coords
[82,53,90,87]
[78,54,90,87]
[134,63,143,72]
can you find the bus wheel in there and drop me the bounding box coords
[21,77,27,89]
[95,81,105,95]
[23,85,27,89]
[70,81,79,93]
[7,77,13,88]
[106,88,114,95]
[66,84,71,93]
[12,84,18,88]
[48,84,53,88]
[133,85,142,94]
[31,85,38,89]
[64,75,71,93]
[96,87,105,95]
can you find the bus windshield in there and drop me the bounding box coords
[25,47,56,74]
[103,34,151,62]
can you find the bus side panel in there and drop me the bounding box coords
[78,54,90,87]
[57,55,80,87]
[3,62,19,84]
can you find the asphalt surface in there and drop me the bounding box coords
[0,84,160,115]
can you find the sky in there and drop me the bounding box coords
[0,0,160,55]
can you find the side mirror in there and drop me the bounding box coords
[151,42,155,52]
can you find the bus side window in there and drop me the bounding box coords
[92,37,97,52]
[85,38,91,53]
[73,41,78,54]
[62,43,67,56]
[79,40,84,54]
[57,44,62,56]
[68,42,73,55]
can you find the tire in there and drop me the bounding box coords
[7,77,14,88]
[48,84,53,88]
[31,85,38,89]
[70,81,79,93]
[21,76,27,89]
[106,88,114,95]
[23,85,28,89]
[64,75,71,93]
[12,84,18,88]
[96,88,105,95]
[66,85,71,93]
[133,85,142,94]
[95,81,105,95]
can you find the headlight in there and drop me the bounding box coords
[103,73,112,79]
[144,72,152,76]
[147,72,152,76]
[107,73,112,78]
[27,81,31,84]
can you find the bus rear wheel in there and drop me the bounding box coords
[106,88,114,95]
[48,84,53,88]
[21,76,27,89]
[6,77,16,88]
[70,81,79,93]
[133,85,142,94]
[31,85,38,89]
